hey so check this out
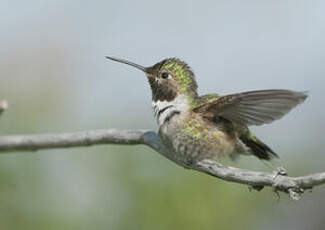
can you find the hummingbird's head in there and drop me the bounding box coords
[106,56,198,102]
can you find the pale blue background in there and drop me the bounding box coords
[0,1,324,229]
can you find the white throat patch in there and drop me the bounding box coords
[152,94,189,127]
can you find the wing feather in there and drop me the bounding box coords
[193,90,307,126]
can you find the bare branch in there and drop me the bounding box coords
[0,129,324,199]
[0,129,148,152]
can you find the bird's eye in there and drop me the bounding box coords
[161,72,170,79]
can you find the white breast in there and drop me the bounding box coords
[152,94,189,127]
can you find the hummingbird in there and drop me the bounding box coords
[106,56,307,167]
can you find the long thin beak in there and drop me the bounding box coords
[106,56,146,72]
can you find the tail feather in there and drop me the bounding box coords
[240,132,278,160]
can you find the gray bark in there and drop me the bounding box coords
[0,129,324,200]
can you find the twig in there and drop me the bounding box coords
[0,129,324,200]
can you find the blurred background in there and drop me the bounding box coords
[0,0,324,229]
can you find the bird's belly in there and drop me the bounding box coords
[159,117,238,165]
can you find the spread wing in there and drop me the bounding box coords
[193,90,307,126]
